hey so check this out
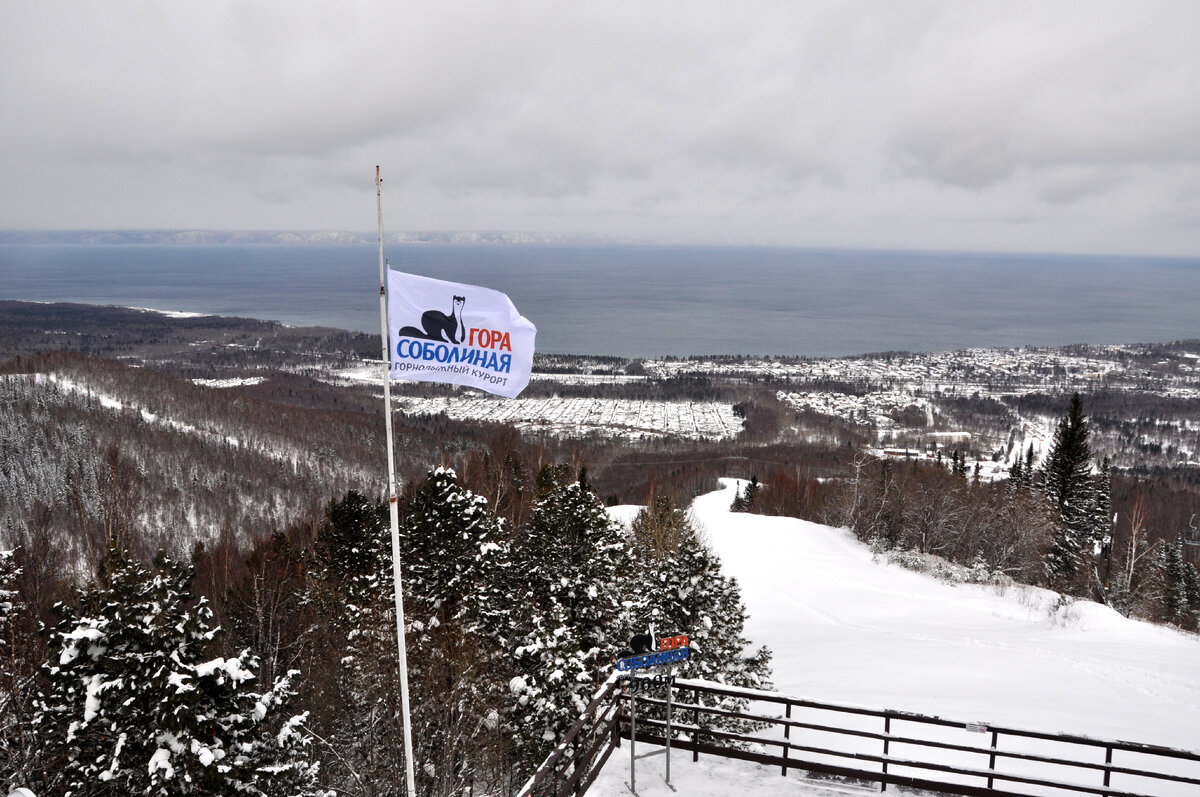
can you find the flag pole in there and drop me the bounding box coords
[377,165,418,796]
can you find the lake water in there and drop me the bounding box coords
[1,243,1198,357]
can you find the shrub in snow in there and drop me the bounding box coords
[35,549,325,796]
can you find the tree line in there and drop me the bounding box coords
[739,392,1200,627]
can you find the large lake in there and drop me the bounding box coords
[1,244,1197,357]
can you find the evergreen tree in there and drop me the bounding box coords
[730,476,760,513]
[35,549,322,796]
[307,492,408,794]
[1091,458,1114,595]
[630,496,772,733]
[399,467,514,797]
[1156,537,1200,627]
[1040,393,1098,595]
[1,548,38,790]
[951,450,967,479]
[509,603,593,766]
[514,468,633,661]
[508,469,635,765]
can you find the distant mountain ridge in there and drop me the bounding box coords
[0,229,618,246]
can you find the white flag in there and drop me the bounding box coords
[387,269,536,398]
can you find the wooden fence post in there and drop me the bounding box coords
[693,686,701,762]
[881,713,891,792]
[1102,745,1113,797]
[987,729,999,790]
[782,702,792,776]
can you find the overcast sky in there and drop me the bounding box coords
[2,1,1199,255]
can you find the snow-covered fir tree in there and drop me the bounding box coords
[1155,536,1200,627]
[1,548,38,790]
[400,467,514,797]
[509,602,594,766]
[630,495,772,732]
[514,467,634,662]
[508,468,635,766]
[1040,393,1105,596]
[35,549,324,797]
[307,491,409,794]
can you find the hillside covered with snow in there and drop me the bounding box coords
[692,479,1200,747]
[595,480,1200,794]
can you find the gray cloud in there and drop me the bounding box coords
[2,1,1199,254]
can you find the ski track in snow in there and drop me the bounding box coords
[595,480,1200,796]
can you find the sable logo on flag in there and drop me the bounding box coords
[387,270,536,399]
[398,295,466,344]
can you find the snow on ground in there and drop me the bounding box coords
[596,480,1200,795]
[691,479,1200,749]
[589,745,845,797]
[392,396,739,440]
[190,376,266,388]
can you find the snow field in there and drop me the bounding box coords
[596,481,1200,796]
[393,395,739,440]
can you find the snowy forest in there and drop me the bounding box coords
[2,464,771,795]
[2,302,1200,794]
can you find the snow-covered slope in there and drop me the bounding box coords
[596,480,1199,796]
[690,479,1200,749]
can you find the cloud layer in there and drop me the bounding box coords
[2,1,1198,254]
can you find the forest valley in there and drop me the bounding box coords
[2,302,1199,795]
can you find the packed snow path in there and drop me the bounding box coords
[596,480,1200,796]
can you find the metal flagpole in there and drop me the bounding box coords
[377,166,418,796]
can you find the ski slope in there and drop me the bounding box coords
[594,480,1200,795]
[694,479,1200,747]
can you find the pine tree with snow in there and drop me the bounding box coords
[514,467,634,659]
[399,467,514,797]
[1,548,38,790]
[1040,393,1098,595]
[508,602,594,767]
[307,491,409,795]
[631,496,772,735]
[508,468,635,765]
[1155,537,1200,627]
[35,549,324,796]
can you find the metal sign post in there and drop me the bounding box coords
[663,674,676,791]
[626,686,638,795]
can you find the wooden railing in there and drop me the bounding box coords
[517,676,624,797]
[519,676,1200,797]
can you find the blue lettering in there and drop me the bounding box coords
[434,344,449,363]
[499,354,512,373]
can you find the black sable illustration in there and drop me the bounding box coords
[617,630,655,661]
[398,295,466,344]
